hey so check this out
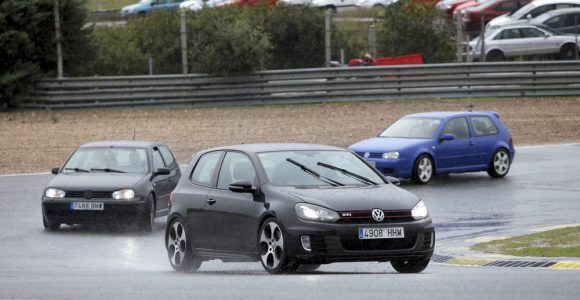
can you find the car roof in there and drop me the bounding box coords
[535,6,580,18]
[527,0,580,6]
[403,111,499,119]
[79,140,161,148]
[201,143,345,154]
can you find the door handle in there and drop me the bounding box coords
[206,198,216,205]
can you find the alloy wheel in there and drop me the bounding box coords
[167,221,188,267]
[259,221,285,270]
[493,151,510,176]
[417,157,433,183]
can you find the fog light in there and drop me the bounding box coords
[301,235,311,252]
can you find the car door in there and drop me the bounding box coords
[156,145,181,214]
[491,28,524,57]
[469,116,501,167]
[184,151,224,249]
[522,27,557,55]
[151,147,173,214]
[434,117,476,171]
[204,151,259,254]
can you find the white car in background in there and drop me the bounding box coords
[356,0,396,8]
[280,0,314,5]
[486,0,580,30]
[312,0,359,10]
[465,24,580,61]
[180,0,204,10]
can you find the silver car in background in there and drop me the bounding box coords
[465,24,580,61]
[530,7,580,33]
[486,0,580,30]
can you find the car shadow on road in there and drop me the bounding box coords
[399,173,513,187]
[44,220,166,236]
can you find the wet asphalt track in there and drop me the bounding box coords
[0,144,579,299]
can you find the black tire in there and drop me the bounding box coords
[297,264,321,272]
[487,149,511,178]
[43,216,60,231]
[166,218,202,272]
[258,218,295,274]
[390,258,430,273]
[140,193,155,232]
[412,155,433,184]
[486,50,505,62]
[560,44,578,60]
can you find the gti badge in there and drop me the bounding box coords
[371,209,384,222]
[364,152,370,158]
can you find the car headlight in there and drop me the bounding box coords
[411,200,428,220]
[295,203,339,222]
[45,188,65,199]
[112,189,135,200]
[382,151,399,159]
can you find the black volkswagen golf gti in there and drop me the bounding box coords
[42,140,181,231]
[166,144,434,274]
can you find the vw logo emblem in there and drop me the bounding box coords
[363,152,370,158]
[371,209,384,222]
[84,190,92,199]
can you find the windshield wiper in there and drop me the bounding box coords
[64,167,89,173]
[90,168,126,173]
[286,158,344,187]
[316,162,378,186]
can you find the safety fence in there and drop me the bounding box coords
[25,61,580,109]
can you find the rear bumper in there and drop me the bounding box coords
[42,198,146,225]
[284,217,435,264]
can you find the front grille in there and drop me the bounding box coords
[355,152,383,159]
[64,190,113,199]
[337,210,414,224]
[423,232,434,249]
[340,233,416,251]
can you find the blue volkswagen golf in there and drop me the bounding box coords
[349,111,515,184]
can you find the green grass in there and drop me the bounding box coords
[88,0,136,11]
[472,226,580,258]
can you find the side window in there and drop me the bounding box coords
[545,16,565,28]
[158,146,177,169]
[528,5,553,18]
[217,152,257,190]
[522,28,545,38]
[471,116,499,136]
[152,150,165,171]
[441,118,470,139]
[191,151,222,186]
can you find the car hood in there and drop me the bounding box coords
[277,185,420,211]
[47,173,146,191]
[349,137,429,152]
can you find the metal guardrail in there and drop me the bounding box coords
[25,61,580,109]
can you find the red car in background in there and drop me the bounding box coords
[436,0,472,17]
[453,0,530,30]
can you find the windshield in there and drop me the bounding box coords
[62,147,149,174]
[510,2,535,17]
[257,150,384,187]
[379,117,442,139]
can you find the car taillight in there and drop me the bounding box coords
[168,193,173,206]
[509,136,513,146]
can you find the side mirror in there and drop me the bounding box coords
[440,133,455,142]
[385,176,400,186]
[526,14,532,20]
[154,167,170,176]
[229,180,255,194]
[51,167,60,175]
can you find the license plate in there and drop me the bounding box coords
[359,227,404,239]
[366,160,376,167]
[70,202,104,211]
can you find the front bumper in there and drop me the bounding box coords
[366,158,413,178]
[284,217,435,264]
[42,198,146,225]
